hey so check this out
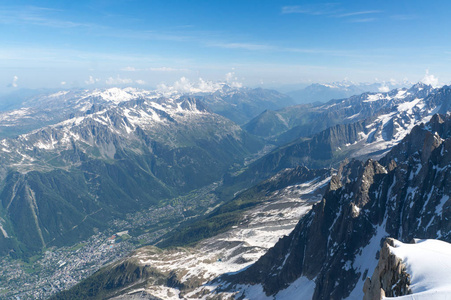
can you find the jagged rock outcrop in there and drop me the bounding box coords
[363,238,411,300]
[218,114,451,299]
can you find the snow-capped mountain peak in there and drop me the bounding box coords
[85,87,156,103]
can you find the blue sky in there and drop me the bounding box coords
[1,0,451,90]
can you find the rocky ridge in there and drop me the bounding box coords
[217,114,451,299]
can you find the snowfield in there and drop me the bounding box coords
[387,239,451,300]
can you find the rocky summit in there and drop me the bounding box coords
[218,114,450,299]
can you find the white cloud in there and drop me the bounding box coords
[5,75,19,87]
[156,73,244,97]
[378,83,390,92]
[337,11,381,18]
[85,75,100,85]
[11,75,18,88]
[157,77,221,96]
[389,78,398,85]
[135,79,146,85]
[105,75,133,85]
[421,70,439,87]
[225,72,234,82]
[61,81,66,85]
[281,4,339,15]
[225,72,243,88]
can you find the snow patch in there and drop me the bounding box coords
[275,276,315,299]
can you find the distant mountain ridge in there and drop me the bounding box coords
[245,83,434,144]
[286,80,409,104]
[229,83,449,194]
[0,85,294,140]
[197,87,294,125]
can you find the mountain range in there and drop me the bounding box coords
[0,87,268,256]
[0,82,449,299]
[286,80,410,104]
[53,113,451,300]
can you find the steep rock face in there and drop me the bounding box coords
[220,114,451,299]
[364,238,451,300]
[363,238,411,300]
[229,119,369,188]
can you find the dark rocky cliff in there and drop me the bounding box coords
[220,114,451,299]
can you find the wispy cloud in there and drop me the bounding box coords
[105,75,145,85]
[209,42,275,51]
[347,18,377,23]
[281,4,381,23]
[0,5,96,28]
[85,75,100,85]
[105,75,133,85]
[337,10,381,18]
[281,3,340,15]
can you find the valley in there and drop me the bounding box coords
[2,2,451,299]
[0,82,449,300]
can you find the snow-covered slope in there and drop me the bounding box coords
[0,85,293,139]
[0,90,245,176]
[345,84,447,159]
[387,239,451,299]
[131,174,329,299]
